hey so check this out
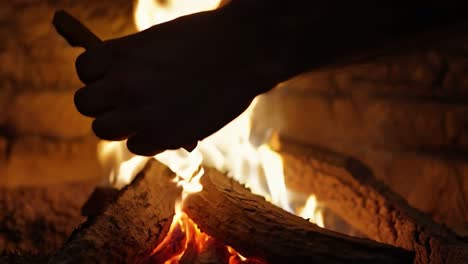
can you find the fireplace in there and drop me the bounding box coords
[1,1,468,263]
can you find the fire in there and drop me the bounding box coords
[96,1,325,262]
[134,0,222,30]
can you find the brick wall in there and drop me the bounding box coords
[252,42,468,235]
[0,0,136,186]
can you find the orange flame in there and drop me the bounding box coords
[144,212,258,263]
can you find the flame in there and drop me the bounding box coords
[299,195,325,228]
[97,140,149,189]
[134,0,222,30]
[96,1,325,262]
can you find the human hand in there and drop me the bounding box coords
[74,7,282,156]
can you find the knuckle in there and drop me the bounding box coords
[74,88,92,116]
[75,52,92,81]
[92,114,131,141]
[127,136,158,156]
[76,46,111,83]
[92,118,113,140]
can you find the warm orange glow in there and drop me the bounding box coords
[96,0,326,262]
[148,211,256,263]
[149,212,207,263]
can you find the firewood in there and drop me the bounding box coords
[52,10,102,49]
[183,167,414,264]
[274,135,468,263]
[49,159,181,263]
[81,186,119,217]
[178,237,231,264]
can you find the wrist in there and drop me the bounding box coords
[217,1,295,85]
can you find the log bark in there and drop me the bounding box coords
[49,159,181,264]
[274,135,468,263]
[183,167,414,264]
[81,186,119,217]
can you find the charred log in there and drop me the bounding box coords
[178,237,231,264]
[183,167,414,264]
[274,135,468,263]
[49,159,181,263]
[81,186,119,217]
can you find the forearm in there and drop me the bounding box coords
[221,1,468,86]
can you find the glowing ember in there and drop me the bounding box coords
[96,0,325,262]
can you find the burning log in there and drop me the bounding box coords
[49,159,181,263]
[274,135,468,263]
[183,167,414,264]
[178,237,231,264]
[81,186,119,217]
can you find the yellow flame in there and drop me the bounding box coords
[258,144,291,211]
[134,0,222,30]
[97,140,149,188]
[155,148,204,195]
[299,195,325,228]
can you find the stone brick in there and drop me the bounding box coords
[331,98,361,136]
[6,91,92,139]
[0,79,14,125]
[388,153,468,234]
[0,135,103,187]
[254,92,468,152]
[443,55,468,95]
[281,70,337,95]
[445,106,468,149]
[284,49,468,101]
[363,100,447,149]
[321,145,468,235]
[0,137,6,162]
[0,0,135,93]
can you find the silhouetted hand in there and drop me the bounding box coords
[74,6,283,156]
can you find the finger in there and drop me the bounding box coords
[126,127,196,156]
[74,78,120,117]
[125,89,254,156]
[75,31,149,84]
[126,110,227,156]
[75,44,115,83]
[92,105,154,141]
[126,137,198,156]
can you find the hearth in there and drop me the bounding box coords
[1,1,468,264]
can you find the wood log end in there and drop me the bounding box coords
[49,159,182,263]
